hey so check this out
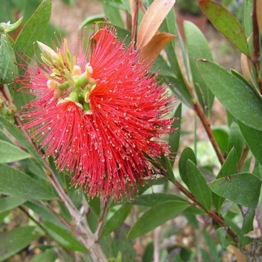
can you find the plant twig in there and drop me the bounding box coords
[175,181,239,244]
[252,0,262,94]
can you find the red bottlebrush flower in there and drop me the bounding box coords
[19,28,174,200]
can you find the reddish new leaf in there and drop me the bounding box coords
[137,0,176,50]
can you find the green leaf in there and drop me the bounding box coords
[127,200,190,239]
[0,139,31,163]
[13,0,52,109]
[179,147,197,186]
[0,226,40,262]
[0,34,18,84]
[210,173,261,208]
[103,3,124,28]
[228,122,244,161]
[43,221,88,252]
[14,0,52,60]
[26,201,66,228]
[160,75,192,106]
[242,208,256,234]
[160,155,176,183]
[169,103,182,164]
[79,15,105,30]
[212,126,229,154]
[217,148,238,179]
[132,193,187,207]
[186,160,212,211]
[184,21,214,115]
[199,0,249,56]
[101,204,131,237]
[216,227,233,248]
[197,60,262,131]
[0,163,56,200]
[30,249,57,262]
[239,122,262,165]
[0,196,25,213]
[0,115,43,165]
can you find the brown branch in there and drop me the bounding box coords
[237,146,249,172]
[175,181,239,245]
[252,0,262,94]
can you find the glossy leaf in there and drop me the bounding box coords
[186,160,212,211]
[0,34,18,84]
[210,173,261,208]
[197,60,262,131]
[199,0,249,56]
[184,21,214,115]
[0,163,56,200]
[137,0,176,49]
[43,221,88,252]
[179,147,197,186]
[0,140,31,163]
[101,204,131,237]
[239,122,262,165]
[127,200,189,239]
[0,196,25,213]
[0,226,40,262]
[169,103,182,165]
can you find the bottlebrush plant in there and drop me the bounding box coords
[0,0,261,261]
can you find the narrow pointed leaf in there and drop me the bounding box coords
[14,0,52,60]
[0,140,31,163]
[238,122,262,165]
[179,147,197,186]
[140,32,175,64]
[0,163,56,200]
[186,160,212,210]
[197,60,262,131]
[0,34,18,84]
[217,147,238,179]
[184,21,214,115]
[137,0,176,49]
[199,0,249,56]
[132,193,187,207]
[101,204,131,237]
[0,226,40,262]
[169,103,182,165]
[127,200,190,239]
[213,147,238,211]
[0,196,25,213]
[43,221,88,252]
[210,173,261,208]
[0,116,43,165]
